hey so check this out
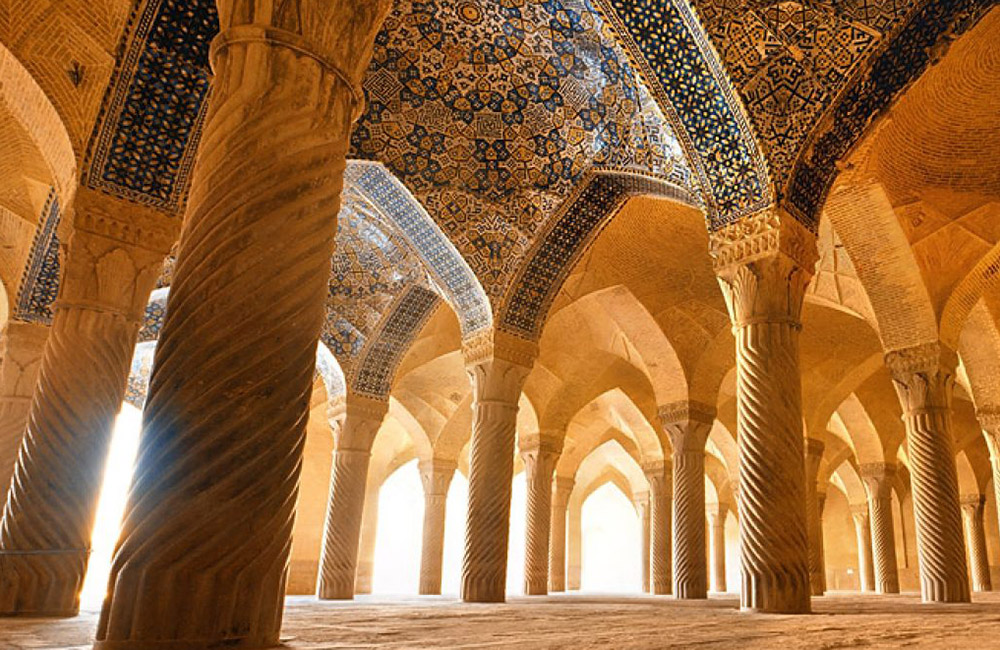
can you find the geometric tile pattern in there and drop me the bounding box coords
[14,189,61,324]
[353,286,441,399]
[687,0,918,228]
[350,0,695,302]
[124,341,156,410]
[82,0,217,214]
[345,161,492,336]
[597,0,771,226]
[501,169,698,338]
[138,287,168,343]
[787,0,993,223]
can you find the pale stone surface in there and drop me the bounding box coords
[10,594,1000,650]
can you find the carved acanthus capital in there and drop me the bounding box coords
[466,345,532,408]
[884,342,957,415]
[462,328,538,371]
[711,209,817,329]
[659,400,715,453]
[329,393,388,452]
[960,494,986,516]
[804,438,825,481]
[850,503,871,523]
[708,501,730,522]
[73,186,178,255]
[643,460,673,497]
[860,463,897,500]
[520,430,564,458]
[553,476,576,506]
[418,458,457,497]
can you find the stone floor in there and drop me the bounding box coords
[5,592,1000,649]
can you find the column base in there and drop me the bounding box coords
[675,582,707,600]
[921,581,970,604]
[0,549,87,617]
[94,635,280,650]
[316,576,356,601]
[462,576,505,603]
[524,582,547,596]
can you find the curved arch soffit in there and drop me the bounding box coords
[833,460,867,506]
[834,393,886,465]
[0,43,76,205]
[572,439,647,504]
[593,0,772,225]
[958,300,1000,410]
[577,468,635,511]
[565,386,664,464]
[558,427,642,479]
[344,161,490,338]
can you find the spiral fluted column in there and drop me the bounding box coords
[0,188,169,618]
[355,482,380,595]
[804,438,826,596]
[662,401,714,599]
[886,343,970,604]
[0,321,49,496]
[461,339,533,603]
[317,397,387,600]
[549,476,574,592]
[861,463,900,594]
[644,461,673,595]
[633,491,651,593]
[94,5,393,646]
[979,411,1000,565]
[567,501,582,591]
[817,491,828,590]
[708,502,729,593]
[852,504,875,592]
[522,433,561,595]
[419,459,456,595]
[961,495,992,593]
[712,210,816,614]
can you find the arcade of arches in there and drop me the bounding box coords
[0,1,999,648]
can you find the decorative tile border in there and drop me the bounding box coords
[14,190,62,324]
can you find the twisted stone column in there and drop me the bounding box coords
[644,461,672,595]
[960,495,992,593]
[662,401,714,599]
[355,482,379,595]
[317,397,387,600]
[0,187,169,618]
[94,5,393,646]
[817,490,828,592]
[712,210,816,613]
[633,491,650,593]
[804,438,826,596]
[708,502,729,593]
[461,338,533,603]
[979,410,1000,568]
[886,343,970,603]
[522,433,561,595]
[0,321,48,495]
[861,463,900,594]
[419,458,456,595]
[852,504,875,592]
[549,476,574,592]
[567,501,582,590]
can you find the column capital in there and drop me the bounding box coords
[860,463,897,500]
[960,493,986,512]
[884,342,957,415]
[804,437,825,460]
[553,476,576,506]
[418,458,457,497]
[850,503,870,522]
[72,185,178,255]
[520,430,564,457]
[709,207,818,275]
[462,328,538,371]
[329,393,388,452]
[708,501,730,520]
[643,460,673,495]
[977,409,1000,457]
[659,401,715,453]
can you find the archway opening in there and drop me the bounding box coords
[581,482,641,593]
[372,460,423,595]
[79,403,143,610]
[506,474,527,596]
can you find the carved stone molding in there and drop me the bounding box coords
[709,207,819,277]
[72,186,178,256]
[329,393,389,452]
[462,328,539,371]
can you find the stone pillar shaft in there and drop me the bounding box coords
[979,412,1000,577]
[419,459,455,596]
[634,493,651,593]
[708,504,728,593]
[645,462,672,595]
[0,321,48,496]
[886,343,969,604]
[804,439,826,596]
[663,402,714,600]
[713,211,815,614]
[852,505,875,592]
[567,502,582,591]
[94,6,393,646]
[961,495,992,593]
[354,483,379,595]
[0,195,167,617]
[522,436,559,596]
[549,477,574,592]
[461,349,532,603]
[317,399,386,600]
[861,463,900,594]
